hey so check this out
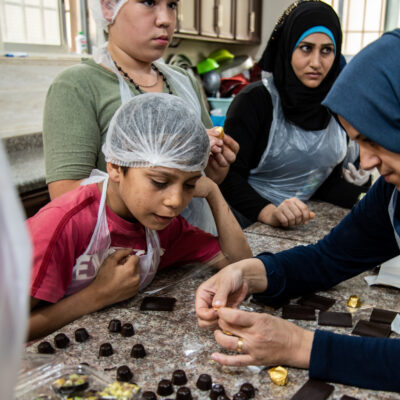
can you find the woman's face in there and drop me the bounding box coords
[291,32,335,88]
[108,0,177,63]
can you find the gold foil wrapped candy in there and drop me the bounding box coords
[215,126,224,139]
[268,366,288,386]
[347,295,362,308]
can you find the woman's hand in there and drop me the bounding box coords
[91,248,141,308]
[195,258,267,329]
[258,198,315,227]
[343,162,371,186]
[211,307,314,369]
[205,127,240,184]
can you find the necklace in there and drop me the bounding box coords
[113,60,173,95]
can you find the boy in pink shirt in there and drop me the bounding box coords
[29,93,252,339]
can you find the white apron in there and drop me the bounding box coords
[247,75,347,206]
[66,170,161,295]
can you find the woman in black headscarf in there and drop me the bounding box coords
[220,0,371,228]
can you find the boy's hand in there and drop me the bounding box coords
[193,176,217,199]
[91,248,140,308]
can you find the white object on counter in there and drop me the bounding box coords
[364,254,400,288]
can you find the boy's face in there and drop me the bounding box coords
[107,164,202,230]
[339,115,400,190]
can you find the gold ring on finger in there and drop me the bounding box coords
[236,337,244,353]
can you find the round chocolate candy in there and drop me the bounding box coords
[116,365,133,382]
[54,333,70,349]
[240,383,255,398]
[196,373,212,391]
[233,392,248,400]
[99,342,113,357]
[131,343,146,358]
[38,341,55,354]
[74,328,90,343]
[172,369,187,385]
[157,379,174,396]
[210,384,225,400]
[108,319,122,333]
[141,391,157,400]
[121,323,135,337]
[176,386,193,400]
[216,396,230,400]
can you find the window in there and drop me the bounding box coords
[324,0,400,55]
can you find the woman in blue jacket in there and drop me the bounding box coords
[195,29,400,391]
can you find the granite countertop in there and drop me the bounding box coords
[23,203,400,399]
[3,133,46,194]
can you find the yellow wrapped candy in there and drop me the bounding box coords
[215,126,224,139]
[268,366,288,386]
[347,295,362,308]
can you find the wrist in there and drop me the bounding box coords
[258,204,277,226]
[239,258,268,294]
[290,326,314,368]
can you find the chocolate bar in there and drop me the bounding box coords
[290,379,334,400]
[297,294,335,311]
[140,296,176,311]
[369,308,398,324]
[318,311,352,327]
[351,320,391,338]
[340,396,360,400]
[282,305,316,321]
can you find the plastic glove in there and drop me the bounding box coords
[343,162,371,186]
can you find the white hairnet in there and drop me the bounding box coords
[89,0,127,33]
[103,93,210,171]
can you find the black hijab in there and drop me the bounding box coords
[258,0,342,130]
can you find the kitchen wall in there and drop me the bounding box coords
[0,0,293,140]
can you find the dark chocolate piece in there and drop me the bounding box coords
[370,308,397,324]
[340,396,360,400]
[250,296,289,309]
[210,383,225,400]
[54,333,70,349]
[99,342,113,357]
[141,391,157,400]
[108,319,122,333]
[318,311,352,327]
[216,396,230,400]
[74,328,90,342]
[140,296,177,311]
[240,382,255,398]
[172,369,187,385]
[297,293,335,311]
[352,320,391,338]
[157,379,174,396]
[121,323,135,337]
[116,365,133,382]
[176,386,193,400]
[290,379,334,400]
[282,305,316,321]
[233,392,248,400]
[131,343,146,358]
[196,373,212,391]
[38,341,55,354]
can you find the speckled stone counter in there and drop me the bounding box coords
[3,133,45,194]
[25,231,400,399]
[244,201,350,244]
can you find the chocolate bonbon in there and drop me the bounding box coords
[121,323,135,337]
[37,341,55,354]
[210,383,225,400]
[54,333,70,349]
[157,379,174,396]
[176,386,193,400]
[99,342,113,357]
[233,392,248,400]
[196,373,212,391]
[74,328,89,342]
[141,391,157,400]
[116,365,133,382]
[268,366,288,386]
[108,319,122,333]
[172,369,187,385]
[346,295,362,308]
[131,343,146,358]
[240,382,255,398]
[216,396,230,400]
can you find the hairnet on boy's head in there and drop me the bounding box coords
[102,93,210,172]
[89,0,128,33]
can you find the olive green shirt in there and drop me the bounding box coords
[43,58,212,183]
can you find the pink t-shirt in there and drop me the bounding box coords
[28,184,220,303]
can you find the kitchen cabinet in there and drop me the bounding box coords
[21,188,50,218]
[175,0,261,44]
